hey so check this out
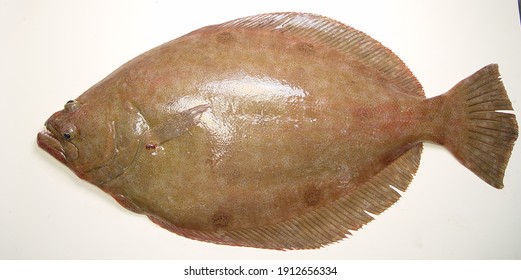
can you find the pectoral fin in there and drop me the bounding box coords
[146,104,210,147]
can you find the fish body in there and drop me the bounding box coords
[37,13,518,249]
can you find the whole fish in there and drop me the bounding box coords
[37,13,518,250]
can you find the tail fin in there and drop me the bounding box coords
[440,64,518,188]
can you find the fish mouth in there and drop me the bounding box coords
[37,129,66,164]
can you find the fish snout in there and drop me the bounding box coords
[37,129,66,164]
[37,118,79,163]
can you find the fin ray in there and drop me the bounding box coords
[440,64,518,188]
[215,12,424,98]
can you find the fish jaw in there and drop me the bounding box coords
[37,130,66,164]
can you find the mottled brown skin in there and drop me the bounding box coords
[95,28,425,231]
[38,13,517,249]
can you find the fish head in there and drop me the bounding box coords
[37,98,131,182]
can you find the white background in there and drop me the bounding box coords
[1,0,520,260]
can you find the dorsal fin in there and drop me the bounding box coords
[214,12,424,98]
[149,144,423,249]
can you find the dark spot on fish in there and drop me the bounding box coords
[216,32,235,44]
[212,212,232,228]
[146,143,157,150]
[304,185,323,206]
[296,42,315,54]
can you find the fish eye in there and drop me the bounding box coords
[61,124,77,141]
[64,100,80,112]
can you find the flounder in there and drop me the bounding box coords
[37,13,518,250]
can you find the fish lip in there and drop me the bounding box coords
[37,129,66,164]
